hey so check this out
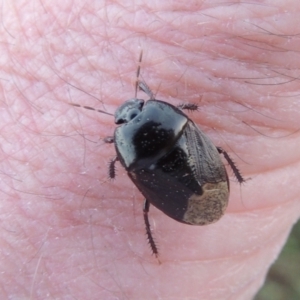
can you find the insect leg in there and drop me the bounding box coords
[135,50,143,98]
[177,103,199,111]
[108,156,118,179]
[143,199,159,258]
[217,147,245,184]
[138,81,155,100]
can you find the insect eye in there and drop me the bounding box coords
[129,111,138,120]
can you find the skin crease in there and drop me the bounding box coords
[0,0,300,299]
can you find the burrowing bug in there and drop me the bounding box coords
[71,52,244,257]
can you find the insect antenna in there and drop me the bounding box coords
[135,50,143,98]
[135,51,155,100]
[69,103,114,117]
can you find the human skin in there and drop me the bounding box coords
[0,1,300,299]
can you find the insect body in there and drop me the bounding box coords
[107,80,244,258]
[72,53,244,258]
[114,97,229,226]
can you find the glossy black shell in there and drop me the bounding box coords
[114,99,229,225]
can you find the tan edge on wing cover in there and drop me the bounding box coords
[183,182,229,225]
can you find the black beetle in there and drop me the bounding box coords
[71,52,245,257]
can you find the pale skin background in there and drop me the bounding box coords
[0,1,300,299]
